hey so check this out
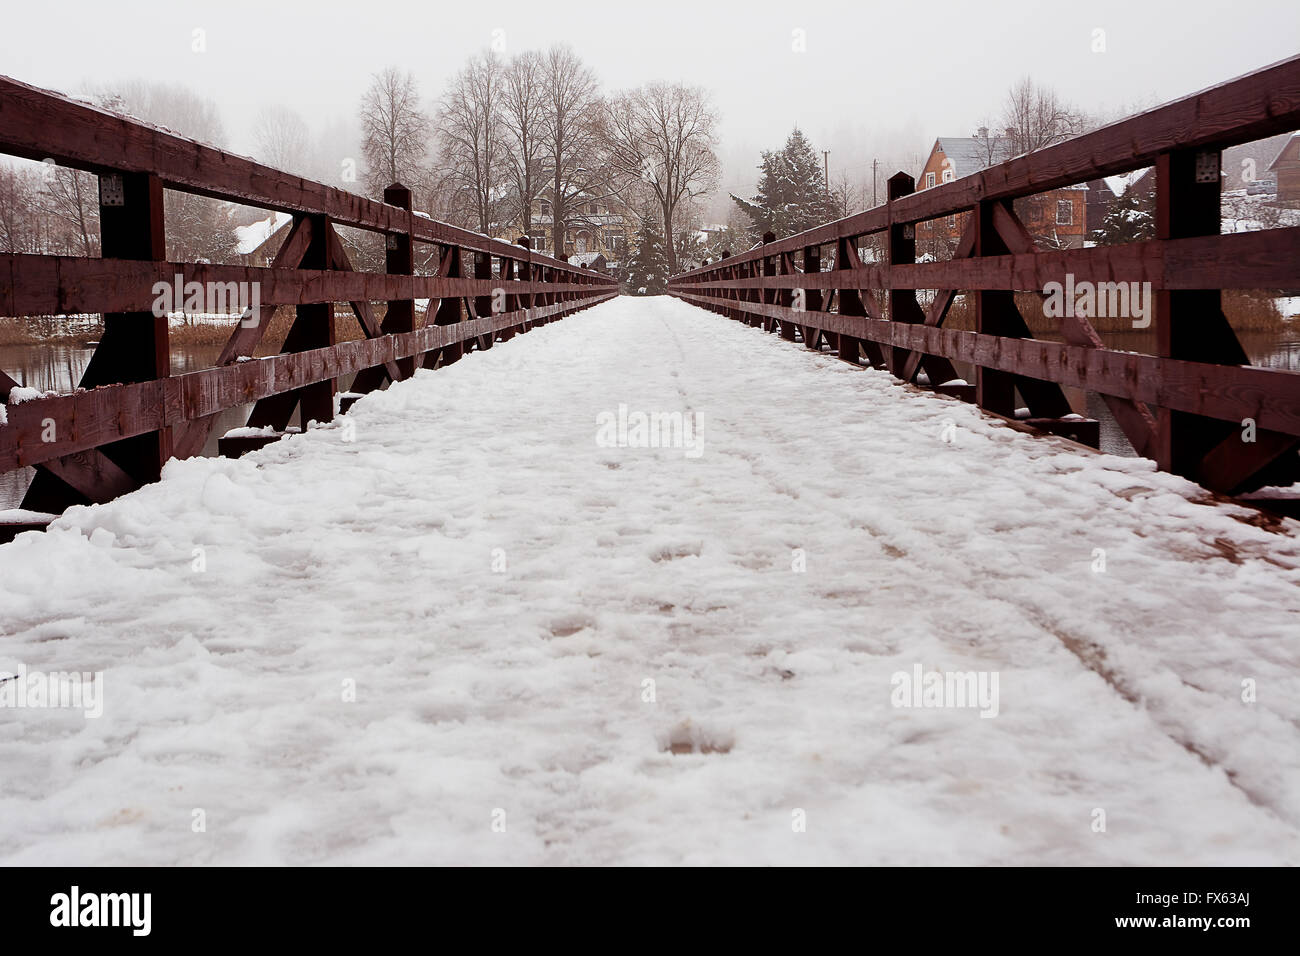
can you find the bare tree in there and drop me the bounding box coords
[831,170,863,219]
[42,167,99,256]
[501,50,547,239]
[99,83,237,264]
[603,82,719,274]
[0,165,40,254]
[540,45,603,257]
[437,51,508,235]
[359,68,431,197]
[1001,77,1083,154]
[253,106,311,175]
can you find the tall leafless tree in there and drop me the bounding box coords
[603,82,719,274]
[437,51,508,235]
[42,167,99,256]
[359,67,431,197]
[540,45,603,257]
[253,106,312,176]
[501,50,547,239]
[1001,77,1083,154]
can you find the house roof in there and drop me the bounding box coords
[235,212,291,256]
[568,252,605,267]
[931,136,1016,178]
[1101,168,1152,197]
[1267,133,1300,171]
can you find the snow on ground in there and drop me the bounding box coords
[1,295,1299,865]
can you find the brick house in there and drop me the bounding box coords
[914,132,1087,255]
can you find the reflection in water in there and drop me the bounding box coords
[2,330,1297,509]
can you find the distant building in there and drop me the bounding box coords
[1267,133,1300,202]
[567,251,608,274]
[915,132,1087,253]
[511,180,634,261]
[234,211,291,266]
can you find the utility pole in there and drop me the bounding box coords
[872,159,879,207]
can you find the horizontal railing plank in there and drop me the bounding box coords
[669,290,1300,437]
[674,54,1300,275]
[0,253,613,317]
[669,229,1300,294]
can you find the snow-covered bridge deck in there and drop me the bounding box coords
[2,295,1298,865]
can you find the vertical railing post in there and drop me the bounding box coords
[886,173,927,378]
[384,184,415,380]
[474,250,493,349]
[516,237,532,332]
[23,170,170,511]
[834,237,865,367]
[296,215,335,427]
[1154,147,1246,478]
[972,198,1017,415]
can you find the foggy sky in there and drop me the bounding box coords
[3,0,1297,214]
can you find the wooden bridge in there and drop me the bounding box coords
[669,56,1300,512]
[1,58,1299,537]
[2,60,1300,866]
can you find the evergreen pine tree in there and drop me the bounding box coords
[1089,188,1155,246]
[731,127,835,243]
[624,215,669,295]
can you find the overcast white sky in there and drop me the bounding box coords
[3,0,1297,210]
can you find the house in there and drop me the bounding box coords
[513,181,634,261]
[235,211,292,266]
[914,131,1087,253]
[1267,133,1300,202]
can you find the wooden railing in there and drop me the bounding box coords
[669,56,1300,507]
[0,75,617,525]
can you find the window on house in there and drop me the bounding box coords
[925,171,936,188]
[947,215,956,229]
[1056,200,1073,225]
[589,203,598,215]
[942,168,955,183]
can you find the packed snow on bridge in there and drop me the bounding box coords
[1,296,1298,865]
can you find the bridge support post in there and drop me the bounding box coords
[886,173,929,378]
[22,171,169,513]
[472,250,493,350]
[384,185,417,380]
[1152,148,1298,492]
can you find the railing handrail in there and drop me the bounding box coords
[0,73,609,281]
[674,53,1300,278]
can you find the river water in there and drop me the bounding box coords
[2,330,1297,510]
